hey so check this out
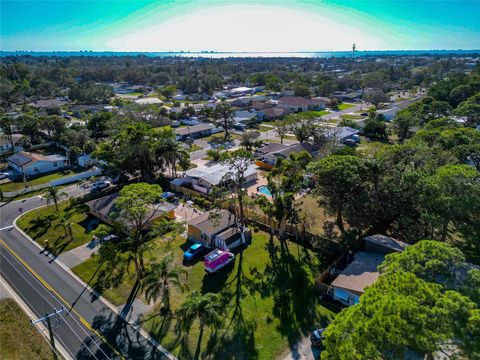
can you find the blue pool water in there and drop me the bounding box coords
[258,185,272,197]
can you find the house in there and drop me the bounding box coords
[332,91,362,102]
[259,107,288,120]
[28,98,68,109]
[228,87,255,97]
[251,101,272,111]
[175,123,219,141]
[331,234,408,306]
[331,251,385,306]
[234,110,263,127]
[6,151,69,177]
[255,143,317,169]
[0,133,23,154]
[183,163,258,194]
[325,126,360,144]
[307,97,327,110]
[231,97,252,108]
[71,104,111,117]
[85,193,176,230]
[180,117,201,126]
[278,96,310,112]
[187,209,250,250]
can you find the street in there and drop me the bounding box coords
[0,185,174,360]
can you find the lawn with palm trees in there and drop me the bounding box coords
[16,201,99,254]
[72,231,337,360]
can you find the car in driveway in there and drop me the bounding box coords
[183,243,206,262]
[91,179,111,191]
[310,328,326,348]
[204,249,235,274]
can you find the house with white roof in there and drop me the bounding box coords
[179,163,258,194]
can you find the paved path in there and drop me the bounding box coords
[58,239,101,268]
[283,336,320,360]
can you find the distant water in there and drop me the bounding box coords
[1,50,480,58]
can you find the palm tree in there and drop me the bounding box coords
[176,291,222,360]
[44,186,67,211]
[141,254,187,308]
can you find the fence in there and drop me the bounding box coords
[3,167,102,198]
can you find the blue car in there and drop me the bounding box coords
[183,243,205,261]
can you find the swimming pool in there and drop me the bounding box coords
[258,185,272,197]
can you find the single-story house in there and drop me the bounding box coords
[181,117,201,126]
[175,123,219,141]
[256,143,317,169]
[332,91,362,102]
[331,251,385,306]
[187,209,250,250]
[277,96,326,113]
[0,134,23,154]
[184,163,258,194]
[71,104,112,117]
[228,87,255,97]
[325,126,360,144]
[85,193,176,231]
[28,98,68,109]
[251,101,272,111]
[231,97,252,108]
[331,234,408,306]
[234,110,263,127]
[259,107,288,120]
[6,151,69,177]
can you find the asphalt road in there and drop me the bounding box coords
[0,185,173,360]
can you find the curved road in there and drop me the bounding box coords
[0,186,174,360]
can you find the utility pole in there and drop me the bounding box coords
[31,307,65,360]
[352,43,356,59]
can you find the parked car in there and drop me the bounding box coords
[91,180,111,191]
[310,328,326,348]
[100,234,119,243]
[0,172,9,180]
[204,249,235,274]
[183,243,206,261]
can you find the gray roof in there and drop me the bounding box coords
[275,143,316,158]
[28,98,68,108]
[188,209,237,236]
[86,193,176,225]
[331,251,385,295]
[186,163,258,186]
[364,234,408,253]
[325,126,359,140]
[175,123,214,136]
[234,110,258,121]
[257,142,289,155]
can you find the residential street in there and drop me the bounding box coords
[0,186,175,360]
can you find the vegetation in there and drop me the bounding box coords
[0,299,53,360]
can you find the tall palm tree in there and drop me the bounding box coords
[176,290,222,360]
[44,186,68,211]
[141,254,187,308]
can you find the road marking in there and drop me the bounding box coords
[0,238,125,360]
[0,226,14,231]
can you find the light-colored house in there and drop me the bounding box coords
[187,209,250,250]
[85,193,176,231]
[259,107,288,120]
[0,134,23,154]
[184,163,258,194]
[234,110,263,127]
[277,96,326,113]
[325,126,360,144]
[6,151,69,177]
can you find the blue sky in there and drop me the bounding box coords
[1,0,479,51]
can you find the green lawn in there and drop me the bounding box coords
[0,299,53,360]
[17,201,101,254]
[0,171,74,193]
[73,231,337,360]
[341,114,364,120]
[337,103,356,110]
[188,144,203,152]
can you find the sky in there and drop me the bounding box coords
[1,0,480,52]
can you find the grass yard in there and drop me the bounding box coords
[337,103,356,110]
[17,201,101,254]
[0,171,74,193]
[0,299,53,360]
[73,231,337,360]
[188,144,203,152]
[341,114,364,120]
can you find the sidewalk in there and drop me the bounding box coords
[58,239,101,268]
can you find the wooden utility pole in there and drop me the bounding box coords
[31,306,65,360]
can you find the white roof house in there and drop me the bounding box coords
[185,163,258,193]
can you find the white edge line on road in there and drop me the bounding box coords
[0,275,74,360]
[11,201,178,360]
